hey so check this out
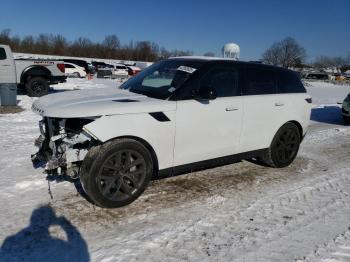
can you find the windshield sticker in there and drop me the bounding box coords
[168,87,176,93]
[177,66,197,74]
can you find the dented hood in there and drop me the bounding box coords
[31,88,176,118]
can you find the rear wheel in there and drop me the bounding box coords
[80,139,153,208]
[72,72,81,78]
[25,77,49,97]
[262,122,301,168]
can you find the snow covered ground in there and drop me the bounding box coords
[0,79,350,262]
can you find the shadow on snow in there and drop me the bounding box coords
[0,205,89,262]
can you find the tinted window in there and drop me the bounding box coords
[277,70,306,93]
[244,67,276,95]
[65,64,74,68]
[121,60,205,100]
[0,48,6,60]
[200,67,239,97]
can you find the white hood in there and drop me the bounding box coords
[32,88,176,118]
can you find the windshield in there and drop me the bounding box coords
[120,60,205,99]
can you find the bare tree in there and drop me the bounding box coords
[0,29,11,45]
[102,34,120,58]
[51,35,68,56]
[262,37,306,68]
[20,36,35,53]
[314,55,348,72]
[35,34,51,54]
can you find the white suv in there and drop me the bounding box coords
[31,57,312,208]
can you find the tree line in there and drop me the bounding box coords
[1,29,349,70]
[262,36,350,72]
[0,29,193,62]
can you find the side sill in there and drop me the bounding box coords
[156,148,268,179]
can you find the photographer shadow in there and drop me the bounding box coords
[0,205,89,262]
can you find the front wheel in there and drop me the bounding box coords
[80,139,153,208]
[262,122,301,168]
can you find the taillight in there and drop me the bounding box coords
[305,98,312,104]
[57,63,65,73]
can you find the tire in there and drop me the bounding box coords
[343,115,350,125]
[25,77,49,97]
[80,139,153,208]
[72,72,81,78]
[262,122,301,168]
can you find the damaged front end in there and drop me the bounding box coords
[31,117,99,177]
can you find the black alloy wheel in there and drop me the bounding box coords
[80,139,153,208]
[263,122,301,168]
[97,150,147,201]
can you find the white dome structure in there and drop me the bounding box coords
[222,43,240,60]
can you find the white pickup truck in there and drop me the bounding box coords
[0,44,66,97]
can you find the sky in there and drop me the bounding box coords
[0,0,349,61]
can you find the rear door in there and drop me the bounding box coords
[0,45,16,84]
[239,65,279,152]
[275,69,311,134]
[174,64,243,166]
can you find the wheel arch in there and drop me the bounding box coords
[21,66,51,84]
[288,120,303,138]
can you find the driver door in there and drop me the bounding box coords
[173,65,243,166]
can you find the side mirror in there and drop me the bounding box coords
[192,86,217,100]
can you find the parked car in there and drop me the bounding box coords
[31,57,312,208]
[342,93,350,124]
[126,65,141,76]
[111,64,129,78]
[63,59,92,74]
[64,62,87,78]
[0,44,66,97]
[134,61,153,70]
[91,61,112,70]
[304,72,329,80]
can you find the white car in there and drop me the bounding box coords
[31,57,312,208]
[64,62,86,78]
[111,64,129,78]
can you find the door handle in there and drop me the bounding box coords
[226,106,239,111]
[275,102,284,107]
[1,65,10,67]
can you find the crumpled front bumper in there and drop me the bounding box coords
[31,118,93,174]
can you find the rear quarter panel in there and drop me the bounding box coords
[275,93,312,136]
[240,93,311,153]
